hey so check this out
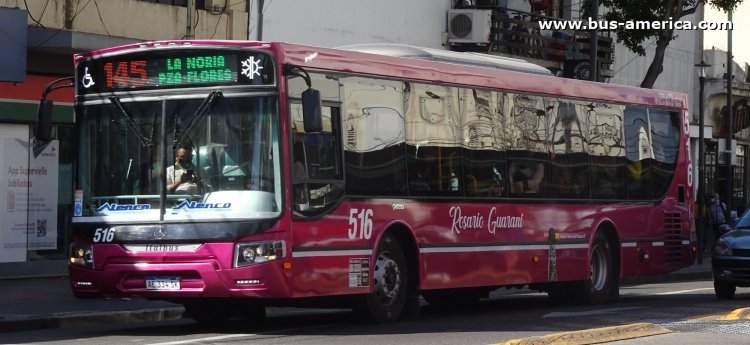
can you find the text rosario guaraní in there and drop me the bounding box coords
[449,206,524,235]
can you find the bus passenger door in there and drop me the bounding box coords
[291,104,344,215]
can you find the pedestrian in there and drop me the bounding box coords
[709,193,730,243]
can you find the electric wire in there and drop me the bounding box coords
[29,0,94,51]
[93,0,111,36]
[23,0,49,29]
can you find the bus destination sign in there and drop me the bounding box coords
[77,49,275,94]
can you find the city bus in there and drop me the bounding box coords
[62,40,695,323]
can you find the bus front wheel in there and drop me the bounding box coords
[354,233,407,323]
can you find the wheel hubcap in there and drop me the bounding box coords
[590,244,608,291]
[373,251,401,306]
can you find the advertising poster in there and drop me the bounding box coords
[0,124,30,263]
[0,124,59,262]
[28,140,59,250]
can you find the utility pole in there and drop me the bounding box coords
[725,8,733,211]
[589,0,598,81]
[696,59,710,264]
[186,0,195,39]
[257,0,265,40]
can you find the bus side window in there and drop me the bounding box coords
[591,157,626,199]
[462,148,506,198]
[509,160,545,195]
[409,156,433,193]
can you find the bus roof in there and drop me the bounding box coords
[335,43,553,76]
[74,40,687,110]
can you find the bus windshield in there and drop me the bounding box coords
[74,94,281,222]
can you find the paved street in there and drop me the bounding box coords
[0,258,713,334]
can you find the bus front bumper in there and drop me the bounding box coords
[68,260,291,299]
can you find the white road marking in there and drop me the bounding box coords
[543,307,643,318]
[148,334,254,345]
[147,324,334,345]
[655,288,713,295]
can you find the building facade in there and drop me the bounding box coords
[701,48,750,213]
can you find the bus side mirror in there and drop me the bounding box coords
[36,99,53,141]
[302,88,322,132]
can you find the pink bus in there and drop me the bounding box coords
[65,40,695,323]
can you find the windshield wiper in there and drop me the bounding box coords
[175,90,223,145]
[108,96,153,147]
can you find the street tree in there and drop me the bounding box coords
[586,0,742,88]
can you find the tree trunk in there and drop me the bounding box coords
[640,0,682,88]
[640,34,672,88]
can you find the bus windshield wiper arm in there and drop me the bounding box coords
[176,90,223,145]
[108,96,153,147]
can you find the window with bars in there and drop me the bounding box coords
[733,145,745,212]
[705,141,717,198]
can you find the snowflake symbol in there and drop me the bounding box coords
[241,57,263,79]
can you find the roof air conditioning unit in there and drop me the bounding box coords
[447,9,492,44]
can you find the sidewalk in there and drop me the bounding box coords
[0,259,714,333]
[0,276,184,333]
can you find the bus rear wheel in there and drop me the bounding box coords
[548,232,615,305]
[354,233,407,323]
[582,232,614,304]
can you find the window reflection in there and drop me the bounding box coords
[289,72,681,204]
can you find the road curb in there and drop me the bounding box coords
[501,322,672,345]
[0,307,184,333]
[719,307,750,320]
[621,270,712,286]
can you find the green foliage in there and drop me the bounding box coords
[583,0,742,56]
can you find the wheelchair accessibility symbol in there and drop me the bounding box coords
[81,67,95,88]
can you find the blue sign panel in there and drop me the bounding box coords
[0,8,27,82]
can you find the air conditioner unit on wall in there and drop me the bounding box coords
[203,0,226,12]
[447,9,492,44]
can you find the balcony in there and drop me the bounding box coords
[447,7,614,80]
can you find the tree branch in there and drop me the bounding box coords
[682,4,699,16]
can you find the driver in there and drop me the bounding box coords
[167,146,202,194]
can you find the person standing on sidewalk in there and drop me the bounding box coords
[709,193,730,248]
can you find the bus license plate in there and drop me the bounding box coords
[145,276,180,290]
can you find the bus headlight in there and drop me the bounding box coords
[234,241,285,267]
[69,243,94,268]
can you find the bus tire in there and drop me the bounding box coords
[354,233,407,323]
[184,299,234,324]
[581,231,614,304]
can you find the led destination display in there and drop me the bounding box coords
[153,55,233,85]
[77,49,274,93]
